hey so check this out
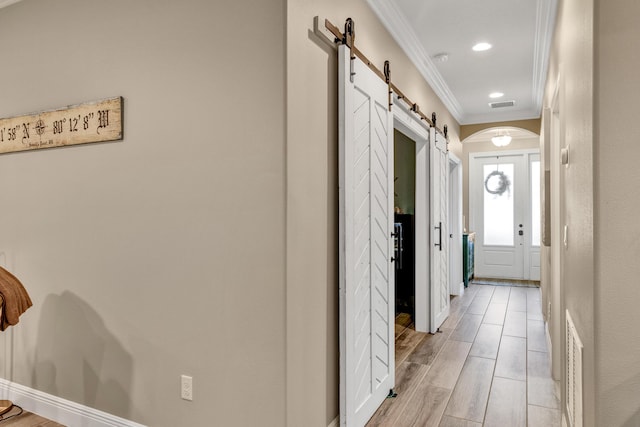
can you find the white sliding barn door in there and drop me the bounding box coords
[430,128,450,333]
[338,45,395,427]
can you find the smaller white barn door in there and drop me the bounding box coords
[338,45,395,426]
[430,128,450,333]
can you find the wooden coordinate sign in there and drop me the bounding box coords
[0,97,123,154]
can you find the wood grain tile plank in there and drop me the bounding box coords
[528,350,560,409]
[366,362,430,426]
[526,288,543,320]
[526,286,541,301]
[528,404,561,427]
[0,409,65,426]
[407,328,452,366]
[396,327,428,364]
[440,308,464,330]
[527,319,548,352]
[491,286,511,303]
[441,297,468,330]
[449,313,483,343]
[438,416,482,427]
[469,323,502,359]
[466,296,491,315]
[528,358,560,411]
[495,335,527,381]
[422,340,472,389]
[396,385,451,427]
[456,286,479,308]
[483,377,527,427]
[503,310,527,338]
[443,356,495,423]
[483,302,507,325]
[507,287,527,312]
[449,295,463,311]
[475,285,496,298]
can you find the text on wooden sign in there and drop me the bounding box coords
[0,97,123,154]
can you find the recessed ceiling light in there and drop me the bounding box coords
[489,92,504,99]
[472,42,492,52]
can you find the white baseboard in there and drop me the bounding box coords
[450,281,465,296]
[0,379,145,427]
[545,320,553,354]
[328,416,339,427]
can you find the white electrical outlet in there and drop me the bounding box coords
[181,375,193,401]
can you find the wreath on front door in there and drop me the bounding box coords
[484,170,511,196]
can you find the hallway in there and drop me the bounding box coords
[367,283,560,426]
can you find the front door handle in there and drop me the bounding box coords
[518,230,524,236]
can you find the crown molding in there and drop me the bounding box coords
[367,0,464,124]
[368,0,556,125]
[532,0,558,114]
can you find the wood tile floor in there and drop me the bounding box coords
[367,283,561,427]
[0,405,64,426]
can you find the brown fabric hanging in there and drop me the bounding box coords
[0,266,33,331]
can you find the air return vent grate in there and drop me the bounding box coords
[489,100,516,108]
[566,310,583,427]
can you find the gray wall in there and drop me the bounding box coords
[595,0,640,424]
[543,0,596,424]
[0,1,286,426]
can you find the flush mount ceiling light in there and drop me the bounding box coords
[491,131,512,147]
[472,42,492,52]
[489,92,504,98]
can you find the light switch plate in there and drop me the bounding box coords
[561,145,570,167]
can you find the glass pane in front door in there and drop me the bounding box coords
[483,163,515,246]
[531,160,541,246]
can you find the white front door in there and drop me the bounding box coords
[338,45,395,427]
[470,150,541,280]
[430,128,450,332]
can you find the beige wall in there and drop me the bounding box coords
[286,1,461,425]
[460,118,541,141]
[0,1,286,426]
[594,0,640,424]
[542,0,596,424]
[462,137,540,232]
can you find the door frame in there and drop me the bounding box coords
[469,148,540,280]
[391,93,431,333]
[448,153,463,295]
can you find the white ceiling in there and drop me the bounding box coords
[1,0,557,127]
[368,0,558,125]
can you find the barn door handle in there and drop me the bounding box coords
[434,222,442,251]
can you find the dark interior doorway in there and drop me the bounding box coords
[393,130,416,326]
